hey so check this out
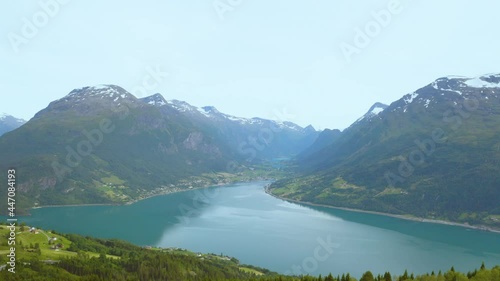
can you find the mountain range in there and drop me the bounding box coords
[0,113,26,136]
[270,74,500,228]
[0,85,318,213]
[1,74,499,227]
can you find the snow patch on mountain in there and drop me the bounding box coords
[226,115,250,123]
[63,85,132,104]
[141,93,167,107]
[150,100,166,106]
[138,94,306,131]
[464,76,500,88]
[356,102,388,123]
[404,92,419,104]
[371,106,385,115]
[198,107,267,126]
[195,105,303,130]
[196,107,212,117]
[167,100,196,112]
[0,113,27,130]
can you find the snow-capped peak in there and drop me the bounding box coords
[370,105,386,115]
[0,113,26,124]
[166,99,197,112]
[201,106,219,114]
[355,102,388,123]
[430,74,500,90]
[63,85,132,103]
[198,106,253,123]
[463,74,500,88]
[141,93,167,106]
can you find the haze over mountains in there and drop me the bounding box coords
[1,73,499,228]
[0,85,318,212]
[271,73,500,227]
[0,113,25,136]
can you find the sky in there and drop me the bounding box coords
[1,0,500,130]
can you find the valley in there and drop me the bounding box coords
[1,74,499,280]
[269,74,500,229]
[3,2,500,279]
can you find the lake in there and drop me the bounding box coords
[21,181,500,277]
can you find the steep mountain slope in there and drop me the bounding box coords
[354,102,388,124]
[297,102,387,164]
[297,128,342,160]
[141,94,320,161]
[0,113,26,136]
[270,74,500,227]
[0,85,317,213]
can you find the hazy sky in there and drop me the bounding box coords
[1,0,499,130]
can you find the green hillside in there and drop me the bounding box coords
[0,85,313,214]
[270,75,500,228]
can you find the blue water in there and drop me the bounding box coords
[20,181,500,277]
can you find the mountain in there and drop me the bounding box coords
[140,94,320,161]
[297,102,388,161]
[0,113,26,136]
[0,85,318,213]
[270,74,500,228]
[353,102,388,124]
[297,128,342,160]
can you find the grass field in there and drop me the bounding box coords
[0,224,119,261]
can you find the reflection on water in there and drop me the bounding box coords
[18,181,500,277]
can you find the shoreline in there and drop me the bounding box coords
[31,203,118,209]
[264,185,500,234]
[27,178,275,213]
[21,180,500,234]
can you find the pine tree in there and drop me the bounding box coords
[398,269,408,281]
[325,273,334,281]
[360,271,375,281]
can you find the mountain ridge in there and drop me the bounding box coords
[270,73,500,228]
[0,85,318,213]
[0,113,26,136]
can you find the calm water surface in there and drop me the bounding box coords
[22,181,500,277]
